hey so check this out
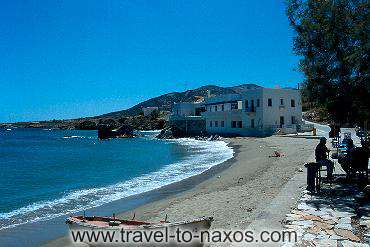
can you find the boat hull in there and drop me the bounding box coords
[66,216,213,246]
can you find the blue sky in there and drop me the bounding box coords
[0,0,301,123]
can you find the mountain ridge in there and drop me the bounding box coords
[97,83,262,119]
[3,83,263,129]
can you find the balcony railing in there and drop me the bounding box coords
[245,107,256,113]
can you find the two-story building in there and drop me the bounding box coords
[202,88,302,136]
[169,87,307,137]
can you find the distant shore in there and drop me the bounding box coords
[41,135,317,247]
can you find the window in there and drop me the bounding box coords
[291,116,296,124]
[237,121,242,128]
[221,121,224,127]
[280,99,284,105]
[251,119,255,128]
[251,100,255,112]
[245,100,248,110]
[268,98,272,107]
[215,121,218,127]
[215,105,218,112]
[231,121,237,128]
[257,99,260,107]
[210,121,212,127]
[221,105,224,111]
[231,102,238,110]
[291,99,295,107]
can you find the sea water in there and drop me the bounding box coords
[0,128,233,230]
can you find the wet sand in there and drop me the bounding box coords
[41,135,318,247]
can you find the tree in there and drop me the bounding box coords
[286,0,369,125]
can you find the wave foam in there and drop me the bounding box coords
[0,138,233,230]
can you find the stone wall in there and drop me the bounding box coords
[169,118,206,137]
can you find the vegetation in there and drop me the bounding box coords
[75,120,97,130]
[286,0,369,125]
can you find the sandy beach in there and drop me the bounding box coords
[41,135,318,247]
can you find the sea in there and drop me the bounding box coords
[0,127,233,231]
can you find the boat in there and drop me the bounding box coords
[66,215,213,246]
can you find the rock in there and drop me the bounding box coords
[97,124,134,139]
[315,231,330,240]
[117,124,134,135]
[302,233,316,241]
[338,217,352,224]
[156,127,173,139]
[292,209,309,216]
[298,202,313,211]
[302,215,323,221]
[306,226,321,234]
[324,229,336,236]
[306,209,327,217]
[335,223,353,231]
[333,229,361,242]
[331,211,356,218]
[314,221,334,230]
[329,234,344,241]
[359,219,370,227]
[323,219,337,225]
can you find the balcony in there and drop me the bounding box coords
[245,107,256,116]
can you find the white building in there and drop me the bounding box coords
[202,88,303,136]
[171,102,205,118]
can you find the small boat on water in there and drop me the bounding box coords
[66,215,213,246]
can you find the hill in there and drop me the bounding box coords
[98,83,261,119]
[6,83,262,129]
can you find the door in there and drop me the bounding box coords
[280,116,284,128]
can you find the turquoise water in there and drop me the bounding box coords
[0,128,233,230]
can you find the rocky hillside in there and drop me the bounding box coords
[98,84,261,119]
[8,83,262,130]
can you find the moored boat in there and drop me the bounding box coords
[66,215,213,246]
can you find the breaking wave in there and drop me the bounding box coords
[0,138,233,230]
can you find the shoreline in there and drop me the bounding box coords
[0,138,237,247]
[41,135,318,247]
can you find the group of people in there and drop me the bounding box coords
[306,132,369,192]
[315,135,369,177]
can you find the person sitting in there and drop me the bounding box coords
[315,137,334,179]
[338,139,355,175]
[339,139,369,179]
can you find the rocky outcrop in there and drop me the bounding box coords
[156,127,174,139]
[97,124,134,140]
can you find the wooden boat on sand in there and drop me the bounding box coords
[66,215,213,246]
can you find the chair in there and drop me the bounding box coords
[351,147,369,183]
